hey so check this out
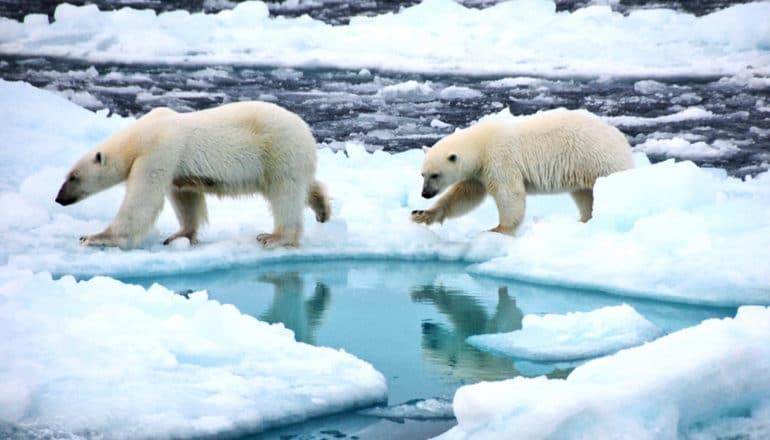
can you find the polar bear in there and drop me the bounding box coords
[411,109,633,234]
[55,101,330,248]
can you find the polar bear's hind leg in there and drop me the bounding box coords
[164,189,208,245]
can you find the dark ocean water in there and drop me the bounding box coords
[1,1,768,176]
[2,54,768,176]
[0,0,759,23]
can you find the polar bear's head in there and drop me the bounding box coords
[419,148,459,199]
[55,148,125,206]
[419,126,483,199]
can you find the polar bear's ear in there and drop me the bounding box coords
[422,146,430,153]
[94,152,103,165]
[448,153,457,162]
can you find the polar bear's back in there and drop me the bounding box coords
[494,109,633,193]
[158,101,318,196]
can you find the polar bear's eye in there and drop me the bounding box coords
[430,173,440,179]
[68,175,79,182]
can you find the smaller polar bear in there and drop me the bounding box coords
[411,109,633,235]
[55,101,330,248]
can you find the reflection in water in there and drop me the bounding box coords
[412,285,524,381]
[122,261,735,440]
[257,272,331,345]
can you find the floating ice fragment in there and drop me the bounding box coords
[466,304,663,361]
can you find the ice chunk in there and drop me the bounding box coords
[1,1,768,76]
[634,137,740,160]
[378,80,436,103]
[359,398,454,420]
[439,306,770,440]
[466,304,663,361]
[603,107,714,127]
[633,79,667,95]
[485,77,541,88]
[0,269,386,438]
[439,86,483,100]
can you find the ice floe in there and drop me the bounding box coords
[1,0,769,77]
[439,306,770,440]
[0,268,386,438]
[466,304,663,361]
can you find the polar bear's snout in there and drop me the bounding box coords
[422,189,437,199]
[55,181,79,206]
[421,183,438,199]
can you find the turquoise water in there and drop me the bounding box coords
[123,260,735,439]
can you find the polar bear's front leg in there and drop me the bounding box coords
[411,179,486,225]
[81,160,168,248]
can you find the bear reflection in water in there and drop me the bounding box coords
[412,286,528,381]
[193,268,571,382]
[257,271,331,345]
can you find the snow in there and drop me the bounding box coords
[466,304,663,361]
[1,0,769,77]
[485,77,542,88]
[439,86,483,100]
[633,79,667,95]
[470,157,770,307]
[438,306,770,440]
[1,78,769,437]
[1,79,768,309]
[634,137,741,160]
[378,80,436,103]
[603,107,715,127]
[359,398,455,420]
[0,268,386,438]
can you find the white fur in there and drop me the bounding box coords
[57,102,330,248]
[411,108,634,234]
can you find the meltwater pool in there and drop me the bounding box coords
[123,260,735,439]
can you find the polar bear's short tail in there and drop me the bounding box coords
[307,180,331,223]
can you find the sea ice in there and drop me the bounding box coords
[634,137,740,160]
[359,398,455,420]
[603,107,714,127]
[1,79,768,309]
[1,0,769,77]
[466,304,663,361]
[438,306,770,440]
[0,269,386,438]
[439,86,483,100]
[378,80,436,103]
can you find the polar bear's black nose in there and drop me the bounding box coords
[55,185,75,206]
[422,189,437,199]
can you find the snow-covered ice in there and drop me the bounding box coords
[1,73,769,437]
[634,137,741,160]
[603,107,715,127]
[466,304,663,361]
[0,268,386,438]
[360,398,455,420]
[1,79,768,308]
[439,306,770,440]
[1,0,770,77]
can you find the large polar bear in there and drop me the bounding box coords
[411,109,633,234]
[55,101,330,248]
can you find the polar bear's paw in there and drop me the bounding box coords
[163,230,199,246]
[79,233,126,248]
[257,232,298,249]
[410,208,441,225]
